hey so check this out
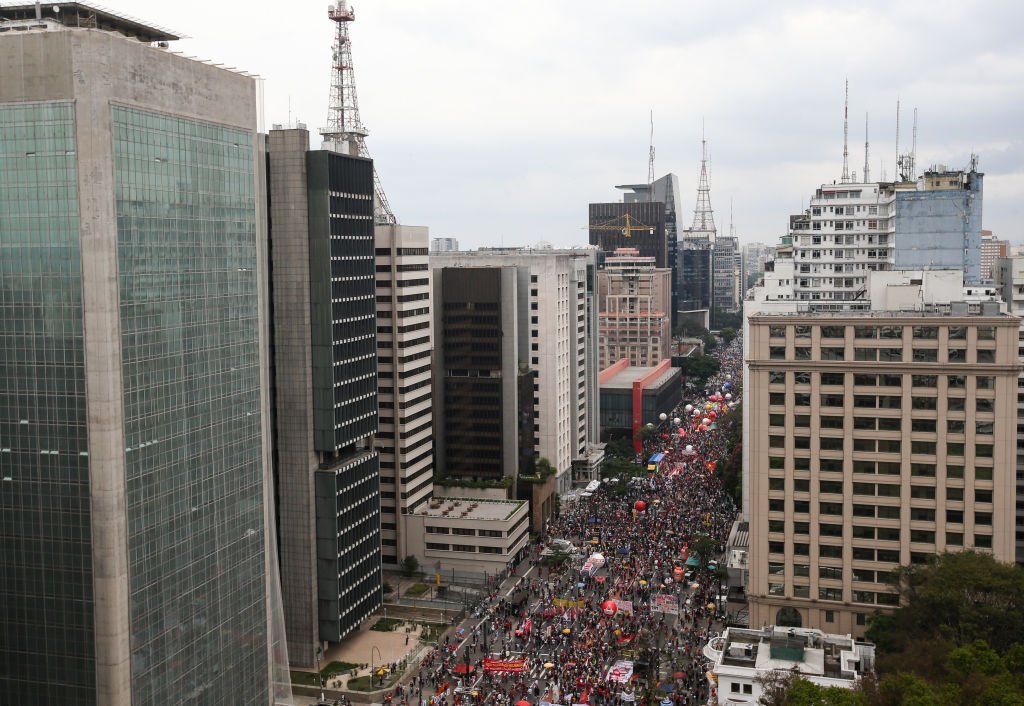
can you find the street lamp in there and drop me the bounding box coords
[370,645,383,688]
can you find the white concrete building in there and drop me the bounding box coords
[375,225,435,567]
[431,247,603,494]
[703,626,875,704]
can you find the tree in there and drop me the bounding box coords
[720,326,737,345]
[757,671,867,706]
[690,533,717,568]
[676,355,721,387]
[866,552,1024,659]
[702,332,718,352]
[400,555,420,578]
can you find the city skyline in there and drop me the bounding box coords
[108,0,1024,248]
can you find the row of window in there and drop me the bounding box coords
[768,324,995,340]
[769,458,994,481]
[768,533,993,559]
[424,543,505,554]
[768,371,996,389]
[769,436,995,456]
[769,392,995,413]
[770,346,997,363]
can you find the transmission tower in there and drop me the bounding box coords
[840,79,850,184]
[689,130,716,235]
[321,0,397,225]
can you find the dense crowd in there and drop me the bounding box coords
[407,337,744,706]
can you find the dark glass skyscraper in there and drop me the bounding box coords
[267,129,382,665]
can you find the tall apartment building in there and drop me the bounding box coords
[0,10,281,704]
[981,231,1009,281]
[615,174,682,325]
[713,234,741,315]
[431,248,603,494]
[267,129,382,665]
[596,247,671,368]
[774,166,983,306]
[375,224,435,567]
[993,256,1024,564]
[745,304,1018,638]
[742,242,773,293]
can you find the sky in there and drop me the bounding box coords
[120,0,1024,249]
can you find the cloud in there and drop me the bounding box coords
[123,0,1024,245]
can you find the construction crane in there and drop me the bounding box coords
[588,213,655,239]
[320,1,397,225]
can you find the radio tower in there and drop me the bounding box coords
[689,128,716,236]
[321,1,397,225]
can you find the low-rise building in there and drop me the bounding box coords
[404,497,531,577]
[598,359,681,449]
[703,626,875,704]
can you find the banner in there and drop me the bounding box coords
[617,600,634,616]
[554,597,584,608]
[652,593,679,615]
[483,658,527,673]
[606,660,634,683]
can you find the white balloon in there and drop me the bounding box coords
[684,404,693,413]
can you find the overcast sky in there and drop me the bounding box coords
[131,0,1023,249]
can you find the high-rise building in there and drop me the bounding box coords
[589,201,668,270]
[596,248,672,368]
[741,242,773,295]
[616,174,682,325]
[676,238,714,329]
[431,236,459,253]
[981,230,1009,281]
[713,235,741,316]
[267,129,382,665]
[993,256,1024,564]
[375,224,435,567]
[0,11,282,704]
[769,166,984,306]
[745,290,1018,637]
[431,248,604,495]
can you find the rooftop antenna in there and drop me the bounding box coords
[895,99,900,180]
[841,79,850,184]
[647,109,655,197]
[911,107,918,179]
[321,1,397,224]
[689,122,716,237]
[729,198,735,238]
[863,112,870,183]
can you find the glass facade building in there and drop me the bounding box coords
[112,106,269,704]
[0,101,95,705]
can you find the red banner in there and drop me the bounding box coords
[483,658,527,673]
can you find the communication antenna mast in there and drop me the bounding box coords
[321,0,397,225]
[863,113,870,183]
[689,125,716,236]
[911,107,918,179]
[647,110,655,194]
[841,79,850,184]
[895,99,900,180]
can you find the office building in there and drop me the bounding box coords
[745,299,1018,637]
[598,360,681,448]
[677,238,713,329]
[993,256,1024,564]
[714,234,741,315]
[615,174,682,325]
[703,626,875,700]
[981,230,1009,281]
[596,248,672,368]
[431,236,459,253]
[432,248,604,495]
[267,128,382,665]
[0,9,282,704]
[375,225,435,567]
[589,201,668,269]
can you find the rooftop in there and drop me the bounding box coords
[600,364,678,391]
[418,497,525,522]
[0,2,181,42]
[706,626,874,682]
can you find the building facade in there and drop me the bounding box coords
[994,256,1024,564]
[431,249,603,494]
[430,236,459,253]
[0,14,279,704]
[267,129,382,664]
[375,225,435,567]
[982,231,1009,281]
[598,359,681,449]
[596,248,671,368]
[677,238,714,329]
[589,201,668,269]
[745,309,1019,637]
[714,234,741,315]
